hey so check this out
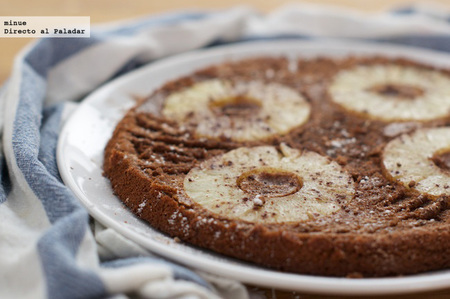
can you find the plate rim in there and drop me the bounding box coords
[57,39,450,296]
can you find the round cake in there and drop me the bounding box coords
[103,55,450,277]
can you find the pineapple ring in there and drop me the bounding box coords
[184,144,355,223]
[383,127,450,197]
[162,79,311,142]
[329,64,450,121]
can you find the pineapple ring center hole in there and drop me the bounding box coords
[237,168,303,197]
[431,150,450,173]
[367,83,424,99]
[209,96,262,117]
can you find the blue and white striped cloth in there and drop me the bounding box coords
[1,4,449,299]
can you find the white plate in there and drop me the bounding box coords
[57,40,450,296]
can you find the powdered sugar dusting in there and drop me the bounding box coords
[253,195,263,206]
[137,200,147,214]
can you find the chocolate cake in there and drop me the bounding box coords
[103,55,450,277]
